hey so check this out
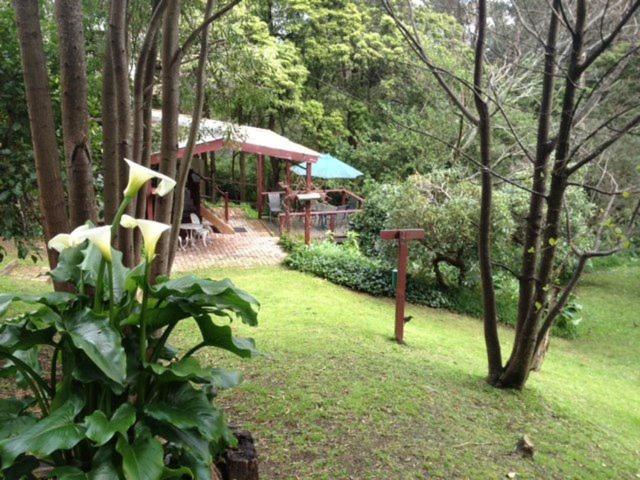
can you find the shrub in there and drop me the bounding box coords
[285,241,579,337]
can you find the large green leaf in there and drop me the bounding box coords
[152,276,259,326]
[81,247,131,302]
[61,308,126,385]
[144,384,224,441]
[0,416,37,441]
[84,403,136,446]
[0,321,56,352]
[148,358,213,384]
[116,432,164,480]
[0,292,75,318]
[195,316,258,358]
[210,368,242,390]
[88,446,121,480]
[48,243,86,285]
[0,398,33,420]
[79,243,104,287]
[0,395,85,468]
[152,424,211,465]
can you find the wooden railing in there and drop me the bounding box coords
[277,208,361,234]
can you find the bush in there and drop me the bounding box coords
[285,241,579,337]
[284,241,394,297]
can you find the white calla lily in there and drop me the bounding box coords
[76,226,113,262]
[120,215,171,260]
[123,158,176,198]
[47,225,91,253]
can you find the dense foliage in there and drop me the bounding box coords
[0,169,259,478]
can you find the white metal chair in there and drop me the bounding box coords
[189,213,212,247]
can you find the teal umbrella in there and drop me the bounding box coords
[292,153,363,179]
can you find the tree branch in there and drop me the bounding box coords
[171,0,242,67]
[579,0,640,72]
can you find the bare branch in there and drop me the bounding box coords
[171,0,242,67]
[567,112,640,174]
[579,0,640,72]
[381,0,479,125]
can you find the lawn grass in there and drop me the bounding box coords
[1,264,638,479]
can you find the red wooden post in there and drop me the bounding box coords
[256,154,264,218]
[380,229,425,344]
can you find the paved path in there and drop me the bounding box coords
[172,208,286,272]
[1,208,286,280]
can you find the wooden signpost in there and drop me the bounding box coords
[380,228,426,344]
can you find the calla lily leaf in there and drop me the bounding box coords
[0,395,85,468]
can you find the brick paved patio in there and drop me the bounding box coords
[172,207,286,272]
[0,208,286,281]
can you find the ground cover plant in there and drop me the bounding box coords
[1,265,637,479]
[0,164,259,478]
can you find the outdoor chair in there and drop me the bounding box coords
[189,213,212,247]
[267,192,282,221]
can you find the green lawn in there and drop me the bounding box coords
[1,265,638,479]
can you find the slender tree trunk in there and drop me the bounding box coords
[54,0,98,226]
[153,0,181,278]
[499,1,587,389]
[102,28,119,224]
[473,0,502,383]
[132,3,163,258]
[167,0,214,272]
[110,0,134,264]
[512,0,560,354]
[13,0,70,271]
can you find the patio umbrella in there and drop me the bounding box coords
[292,153,363,179]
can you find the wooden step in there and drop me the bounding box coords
[200,205,235,235]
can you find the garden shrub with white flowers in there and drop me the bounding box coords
[0,160,259,479]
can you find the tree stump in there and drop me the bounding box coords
[216,429,259,480]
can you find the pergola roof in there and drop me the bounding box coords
[150,110,320,164]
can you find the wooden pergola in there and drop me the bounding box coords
[149,110,322,243]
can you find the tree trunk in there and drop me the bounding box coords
[167,0,214,272]
[110,0,134,264]
[132,2,163,258]
[530,329,550,372]
[499,1,587,389]
[512,0,560,346]
[54,0,98,227]
[13,0,70,271]
[102,27,119,224]
[152,0,181,278]
[472,0,502,384]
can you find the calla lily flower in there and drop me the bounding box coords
[123,158,176,198]
[120,215,171,260]
[76,226,113,262]
[48,225,90,253]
